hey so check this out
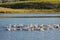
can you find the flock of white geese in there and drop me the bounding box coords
[6,24,60,32]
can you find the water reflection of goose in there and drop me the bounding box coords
[40,24,44,27]
[22,26,28,31]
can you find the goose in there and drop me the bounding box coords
[40,24,44,27]
[12,24,16,31]
[20,24,24,31]
[47,24,54,30]
[53,24,59,28]
[56,24,60,28]
[40,24,44,31]
[6,25,11,31]
[35,24,39,28]
[28,24,34,31]
[17,24,21,30]
[34,24,40,31]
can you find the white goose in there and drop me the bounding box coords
[6,26,10,31]
[28,24,34,31]
[6,24,11,31]
[35,24,39,28]
[40,24,44,31]
[47,24,54,30]
[20,24,24,30]
[13,24,16,31]
[56,24,60,28]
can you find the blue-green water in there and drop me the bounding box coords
[0,14,60,40]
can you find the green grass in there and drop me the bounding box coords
[0,0,60,13]
[0,7,56,13]
[26,0,60,3]
[0,0,60,4]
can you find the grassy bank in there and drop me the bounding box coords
[0,7,58,14]
[0,0,60,4]
[0,1,60,14]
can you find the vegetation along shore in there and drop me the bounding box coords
[0,0,60,13]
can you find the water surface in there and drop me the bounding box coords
[0,14,60,40]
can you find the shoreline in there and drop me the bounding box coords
[0,16,60,18]
[0,7,60,14]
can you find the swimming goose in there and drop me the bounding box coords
[6,24,11,31]
[20,24,24,30]
[47,24,54,30]
[56,24,60,28]
[28,24,34,31]
[40,24,44,31]
[12,24,16,31]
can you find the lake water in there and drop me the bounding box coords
[0,14,60,40]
